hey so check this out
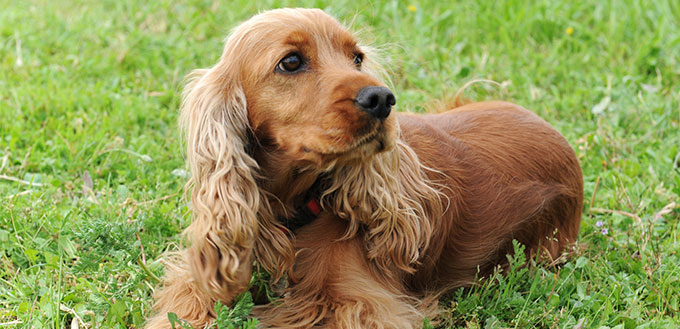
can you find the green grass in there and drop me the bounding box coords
[1,0,679,328]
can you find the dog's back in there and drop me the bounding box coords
[398,101,583,291]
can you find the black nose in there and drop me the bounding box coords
[355,86,395,119]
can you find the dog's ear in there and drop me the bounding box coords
[324,140,445,275]
[179,65,259,300]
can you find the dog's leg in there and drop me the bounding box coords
[145,253,216,329]
[258,215,430,329]
[324,271,432,329]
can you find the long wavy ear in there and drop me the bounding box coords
[179,64,260,301]
[323,138,445,275]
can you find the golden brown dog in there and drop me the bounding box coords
[146,8,583,329]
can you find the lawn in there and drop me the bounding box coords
[1,0,679,328]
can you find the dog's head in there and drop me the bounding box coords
[215,8,397,166]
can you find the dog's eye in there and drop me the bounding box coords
[353,53,363,67]
[277,53,303,73]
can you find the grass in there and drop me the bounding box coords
[1,0,679,328]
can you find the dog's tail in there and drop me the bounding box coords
[423,78,505,113]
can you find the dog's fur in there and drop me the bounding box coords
[146,8,583,329]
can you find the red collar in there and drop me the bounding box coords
[278,197,322,234]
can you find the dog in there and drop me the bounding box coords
[145,8,583,329]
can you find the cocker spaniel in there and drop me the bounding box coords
[146,8,583,329]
